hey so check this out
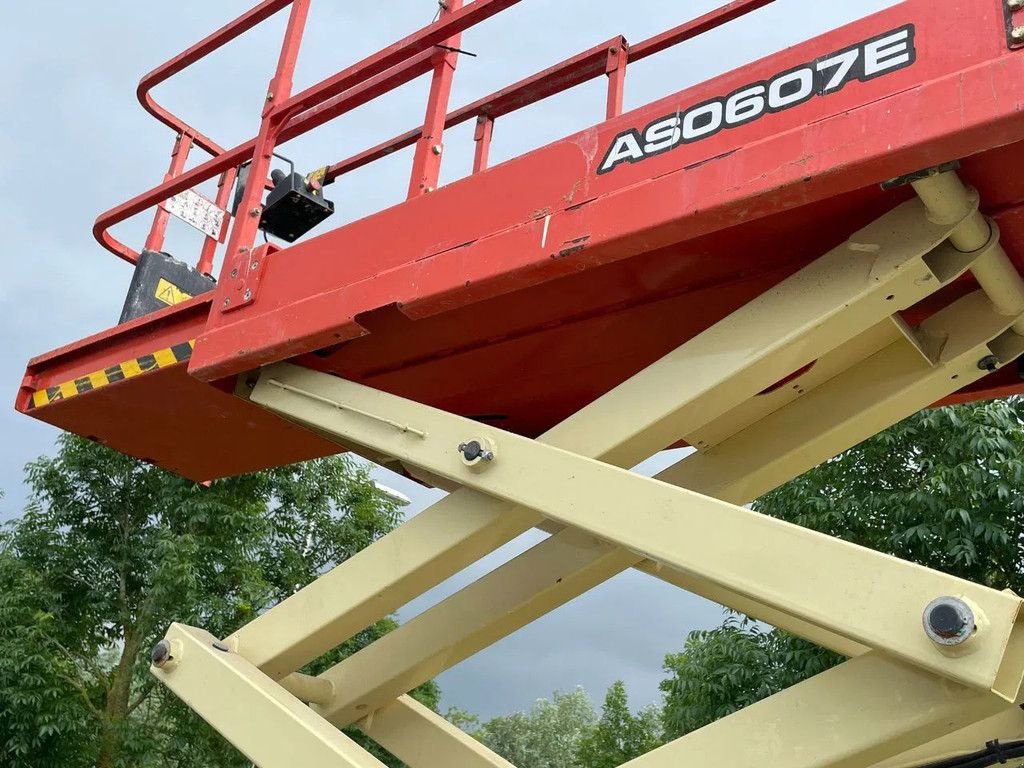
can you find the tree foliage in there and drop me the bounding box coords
[575,681,661,768]
[759,400,1024,590]
[660,400,1024,738]
[660,618,839,738]
[456,682,660,768]
[472,688,597,768]
[0,435,428,767]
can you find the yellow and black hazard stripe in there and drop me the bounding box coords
[28,340,195,410]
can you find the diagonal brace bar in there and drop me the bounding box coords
[358,696,516,768]
[151,623,387,768]
[622,652,1014,768]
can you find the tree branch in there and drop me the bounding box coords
[126,680,155,716]
[57,671,103,719]
[44,634,110,693]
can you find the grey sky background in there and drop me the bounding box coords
[1,0,899,719]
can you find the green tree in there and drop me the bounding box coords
[474,688,597,768]
[575,681,661,767]
[660,399,1024,737]
[660,618,839,738]
[0,434,434,767]
[443,705,481,734]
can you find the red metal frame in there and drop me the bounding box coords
[95,0,521,268]
[19,0,1024,482]
[92,0,778,276]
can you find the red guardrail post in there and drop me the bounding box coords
[144,133,195,253]
[218,0,310,312]
[473,115,494,173]
[408,0,464,197]
[605,44,628,119]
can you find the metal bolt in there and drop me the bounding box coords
[1013,26,1024,42]
[222,298,231,308]
[249,207,261,218]
[230,268,238,278]
[250,260,260,271]
[923,597,975,646]
[151,639,172,668]
[458,440,494,462]
[978,355,1000,373]
[432,144,443,156]
[243,289,253,301]
[266,91,274,101]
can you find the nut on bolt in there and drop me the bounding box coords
[1013,26,1024,43]
[923,596,975,646]
[151,639,173,668]
[458,439,495,464]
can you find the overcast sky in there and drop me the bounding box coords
[1,0,900,719]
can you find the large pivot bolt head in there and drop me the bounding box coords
[151,639,173,668]
[977,355,1000,373]
[923,597,975,646]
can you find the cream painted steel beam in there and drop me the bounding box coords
[358,696,517,768]
[231,489,532,681]
[150,624,386,768]
[263,293,1024,727]
[230,189,979,681]
[654,292,1024,503]
[684,318,903,451]
[316,528,635,726]
[254,299,1024,715]
[278,671,335,706]
[622,652,1010,768]
[534,190,979,468]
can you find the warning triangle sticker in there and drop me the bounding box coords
[154,278,193,307]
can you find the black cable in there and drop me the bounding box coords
[434,43,478,57]
[916,739,1024,768]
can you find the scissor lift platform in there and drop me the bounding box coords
[17,2,1024,767]
[18,0,1024,481]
